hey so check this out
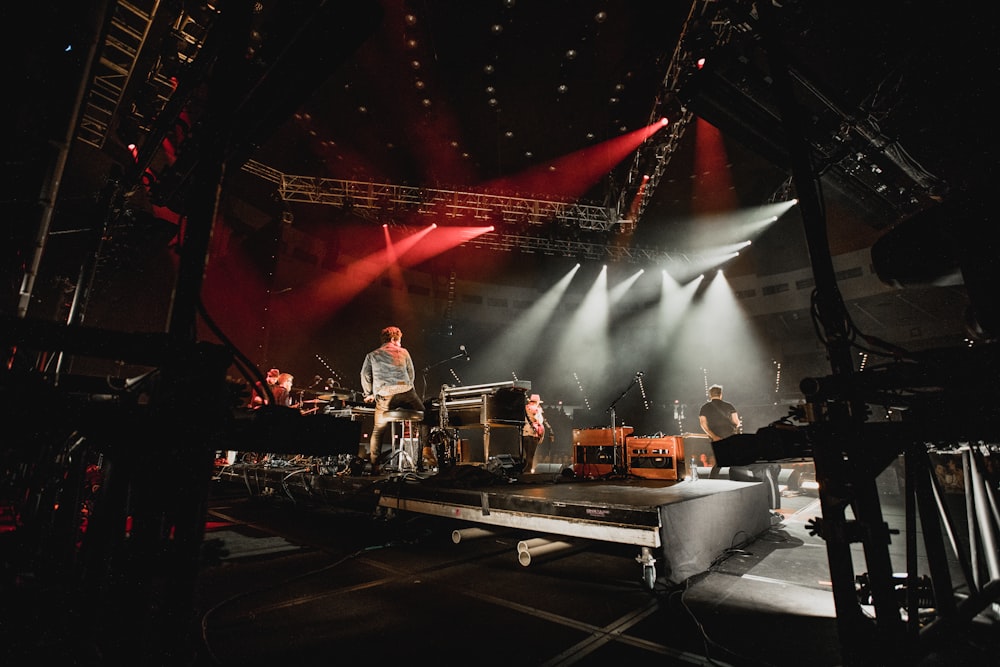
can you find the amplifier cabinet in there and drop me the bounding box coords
[572,427,633,478]
[626,435,682,480]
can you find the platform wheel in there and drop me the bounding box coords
[642,564,656,590]
[635,546,657,589]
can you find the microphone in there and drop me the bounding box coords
[460,344,470,360]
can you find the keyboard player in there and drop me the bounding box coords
[360,326,425,474]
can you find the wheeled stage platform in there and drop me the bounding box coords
[216,461,772,586]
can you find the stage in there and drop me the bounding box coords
[193,467,997,667]
[6,457,995,665]
[216,461,772,586]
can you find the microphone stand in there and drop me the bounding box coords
[606,373,642,477]
[420,350,467,400]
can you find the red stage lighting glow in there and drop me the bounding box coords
[484,118,668,201]
[692,117,735,215]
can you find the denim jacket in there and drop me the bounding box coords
[360,342,415,398]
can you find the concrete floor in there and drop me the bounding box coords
[2,468,997,666]
[183,476,998,667]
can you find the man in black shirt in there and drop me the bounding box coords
[700,384,781,514]
[698,384,740,443]
[699,384,741,481]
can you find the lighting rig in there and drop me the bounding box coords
[6,1,385,662]
[703,2,998,664]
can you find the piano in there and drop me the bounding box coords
[426,380,531,460]
[323,404,375,419]
[318,404,375,456]
[321,381,530,461]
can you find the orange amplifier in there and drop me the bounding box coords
[626,435,683,480]
[572,426,633,478]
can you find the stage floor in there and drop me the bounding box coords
[3,468,998,666]
[192,483,1000,666]
[197,460,1000,667]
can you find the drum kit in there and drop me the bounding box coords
[293,387,358,415]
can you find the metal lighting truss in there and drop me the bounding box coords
[272,169,620,230]
[463,233,689,264]
[241,160,693,264]
[615,0,739,224]
[78,0,218,150]
[78,0,164,149]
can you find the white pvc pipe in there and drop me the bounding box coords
[518,540,577,567]
[451,527,497,544]
[517,537,553,553]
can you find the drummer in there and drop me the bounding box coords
[272,372,294,407]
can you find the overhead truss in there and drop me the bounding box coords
[463,234,690,264]
[77,0,163,149]
[616,0,740,223]
[250,162,622,231]
[77,0,218,151]
[241,160,695,265]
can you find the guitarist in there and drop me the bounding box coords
[698,384,741,478]
[521,393,553,475]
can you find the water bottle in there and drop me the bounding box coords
[690,456,699,481]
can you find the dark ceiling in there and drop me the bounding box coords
[258,1,689,185]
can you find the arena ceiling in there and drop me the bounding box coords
[6,0,996,339]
